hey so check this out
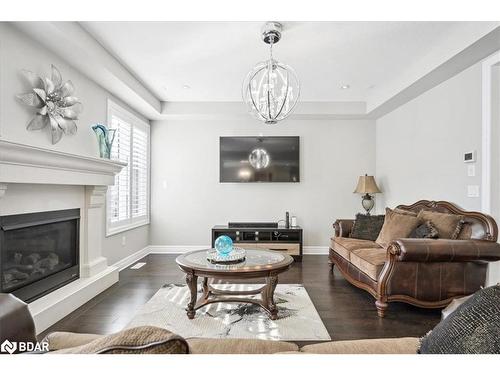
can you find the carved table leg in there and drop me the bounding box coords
[201,277,209,300]
[186,273,198,319]
[264,275,279,320]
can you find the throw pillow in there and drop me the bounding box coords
[441,295,472,321]
[456,220,473,240]
[50,326,189,354]
[416,210,464,239]
[409,221,439,239]
[418,284,500,354]
[393,208,418,216]
[349,213,385,241]
[375,207,422,248]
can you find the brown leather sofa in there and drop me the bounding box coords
[330,200,500,317]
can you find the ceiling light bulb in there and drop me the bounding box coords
[340,84,350,90]
[183,84,191,89]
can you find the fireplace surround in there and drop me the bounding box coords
[0,139,126,332]
[0,209,80,302]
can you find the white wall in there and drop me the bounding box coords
[375,62,483,211]
[0,23,149,265]
[150,116,376,249]
[376,59,500,284]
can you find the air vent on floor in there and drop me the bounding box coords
[130,262,146,270]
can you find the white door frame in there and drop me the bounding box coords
[481,51,500,214]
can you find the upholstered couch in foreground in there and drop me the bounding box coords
[330,200,500,317]
[0,292,418,354]
[43,330,419,354]
[2,285,499,354]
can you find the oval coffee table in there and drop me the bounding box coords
[176,249,294,320]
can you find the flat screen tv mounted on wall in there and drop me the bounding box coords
[219,136,300,183]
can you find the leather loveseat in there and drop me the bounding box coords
[329,200,500,317]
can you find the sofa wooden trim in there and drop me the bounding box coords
[397,200,498,241]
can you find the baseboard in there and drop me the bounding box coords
[148,245,209,254]
[113,246,151,271]
[147,245,329,255]
[303,246,329,255]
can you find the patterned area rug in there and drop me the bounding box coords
[127,283,331,341]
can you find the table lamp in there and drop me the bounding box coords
[353,174,381,215]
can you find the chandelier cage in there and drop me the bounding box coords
[242,22,300,124]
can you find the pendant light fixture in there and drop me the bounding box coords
[242,22,300,124]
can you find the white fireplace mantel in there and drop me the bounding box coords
[0,139,127,333]
[0,139,127,186]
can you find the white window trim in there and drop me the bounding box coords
[106,99,151,237]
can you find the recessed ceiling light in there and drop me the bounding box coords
[183,84,191,89]
[340,84,350,90]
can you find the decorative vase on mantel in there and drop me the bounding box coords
[91,124,116,159]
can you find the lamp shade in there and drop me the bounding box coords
[353,174,381,194]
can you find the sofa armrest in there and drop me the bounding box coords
[333,219,355,238]
[42,331,104,351]
[388,239,500,262]
[0,293,37,346]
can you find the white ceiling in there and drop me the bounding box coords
[81,21,497,103]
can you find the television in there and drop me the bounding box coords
[219,136,300,183]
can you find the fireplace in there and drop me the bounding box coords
[0,209,80,302]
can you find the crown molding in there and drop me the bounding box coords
[159,101,369,120]
[12,22,161,120]
[367,26,500,119]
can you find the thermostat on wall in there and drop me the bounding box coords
[464,151,476,163]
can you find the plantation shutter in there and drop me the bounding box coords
[109,115,131,224]
[106,101,150,235]
[131,125,149,218]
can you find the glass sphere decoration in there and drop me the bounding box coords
[214,235,233,256]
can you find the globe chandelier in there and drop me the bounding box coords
[242,22,300,124]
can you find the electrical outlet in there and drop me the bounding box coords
[121,236,126,246]
[467,185,480,198]
[467,165,475,177]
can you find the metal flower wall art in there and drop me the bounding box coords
[17,65,83,144]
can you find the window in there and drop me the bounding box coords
[106,100,150,236]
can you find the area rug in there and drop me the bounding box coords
[126,283,331,341]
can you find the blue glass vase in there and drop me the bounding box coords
[92,124,116,159]
[214,235,233,256]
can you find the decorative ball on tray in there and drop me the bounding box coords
[214,235,233,256]
[208,235,246,264]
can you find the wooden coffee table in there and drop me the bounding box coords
[176,249,294,320]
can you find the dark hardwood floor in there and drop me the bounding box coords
[39,254,441,342]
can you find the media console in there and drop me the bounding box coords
[211,225,303,261]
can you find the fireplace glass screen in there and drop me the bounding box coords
[0,209,80,302]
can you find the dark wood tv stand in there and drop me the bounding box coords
[211,225,303,261]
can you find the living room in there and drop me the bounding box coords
[1,0,499,371]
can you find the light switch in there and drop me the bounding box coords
[467,165,476,177]
[467,185,480,198]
